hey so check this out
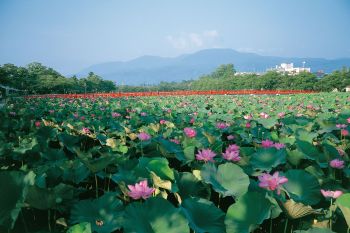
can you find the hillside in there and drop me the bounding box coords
[76,49,350,85]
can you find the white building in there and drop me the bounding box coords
[273,63,311,75]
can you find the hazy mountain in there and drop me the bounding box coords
[76,49,350,85]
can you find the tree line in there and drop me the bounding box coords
[1,62,350,95]
[0,63,115,95]
[117,64,350,92]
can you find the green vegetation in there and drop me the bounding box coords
[1,63,350,94]
[1,93,350,232]
[0,63,115,95]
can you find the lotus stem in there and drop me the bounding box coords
[48,209,51,232]
[53,209,57,232]
[95,174,99,198]
[217,193,221,209]
[330,198,333,230]
[270,217,273,233]
[283,218,288,233]
[107,173,112,192]
[20,209,28,233]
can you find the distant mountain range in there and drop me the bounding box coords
[76,48,350,85]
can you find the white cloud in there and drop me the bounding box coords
[203,30,219,38]
[166,30,219,50]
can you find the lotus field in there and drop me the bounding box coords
[1,93,350,233]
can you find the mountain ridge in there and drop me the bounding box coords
[76,48,350,85]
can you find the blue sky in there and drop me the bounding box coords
[0,0,349,74]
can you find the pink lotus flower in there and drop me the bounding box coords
[222,144,240,161]
[190,118,195,124]
[347,118,350,124]
[127,180,155,200]
[170,139,180,144]
[112,112,121,118]
[80,116,85,121]
[160,119,167,124]
[227,144,240,152]
[258,172,288,195]
[49,110,55,114]
[222,150,241,162]
[341,129,349,136]
[82,127,91,134]
[336,124,347,129]
[306,105,314,110]
[73,113,79,118]
[35,121,41,128]
[244,114,253,120]
[260,112,270,119]
[196,149,216,162]
[261,139,274,148]
[274,143,286,150]
[245,122,251,128]
[329,159,345,169]
[184,127,196,138]
[337,148,345,156]
[140,112,147,116]
[278,112,286,118]
[227,135,235,140]
[137,132,151,141]
[321,189,343,199]
[216,122,229,129]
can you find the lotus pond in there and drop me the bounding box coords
[1,93,350,233]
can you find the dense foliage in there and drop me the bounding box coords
[1,63,350,95]
[115,64,350,92]
[0,93,350,233]
[0,63,116,95]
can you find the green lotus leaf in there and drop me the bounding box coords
[294,228,335,233]
[157,138,183,158]
[295,129,318,143]
[225,192,271,233]
[181,197,225,233]
[176,172,211,200]
[58,133,81,152]
[286,149,305,166]
[201,162,249,198]
[0,171,35,229]
[295,140,321,161]
[75,148,119,173]
[70,193,124,233]
[67,222,92,233]
[257,117,278,129]
[179,146,196,163]
[61,160,90,184]
[282,170,321,205]
[123,197,189,233]
[336,193,350,228]
[250,148,286,171]
[13,137,39,154]
[26,183,74,210]
[137,157,174,180]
